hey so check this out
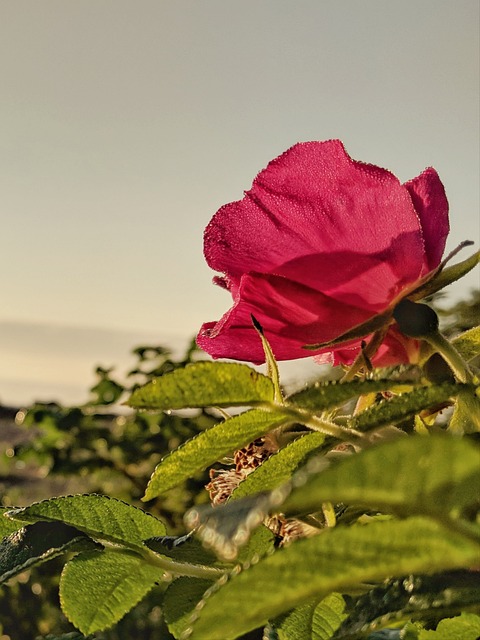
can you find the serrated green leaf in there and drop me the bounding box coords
[163,576,214,639]
[452,325,480,362]
[275,599,317,640]
[287,379,406,413]
[143,408,291,500]
[60,549,161,634]
[0,507,25,538]
[127,362,274,410]
[230,432,325,501]
[282,434,480,518]
[417,612,480,639]
[6,494,166,548]
[185,517,479,640]
[312,593,347,640]
[0,521,97,584]
[349,383,465,432]
[274,594,347,640]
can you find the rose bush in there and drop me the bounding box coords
[197,140,450,366]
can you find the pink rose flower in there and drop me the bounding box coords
[197,140,449,367]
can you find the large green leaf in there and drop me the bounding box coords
[349,383,465,432]
[282,434,480,518]
[143,408,291,500]
[287,379,407,413]
[6,494,166,549]
[230,432,325,501]
[60,549,162,634]
[127,362,275,410]
[0,521,97,584]
[184,517,479,640]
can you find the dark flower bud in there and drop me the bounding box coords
[393,298,439,338]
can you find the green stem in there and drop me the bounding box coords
[423,330,474,384]
[142,546,225,580]
[279,405,364,441]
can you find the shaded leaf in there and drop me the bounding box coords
[60,549,161,634]
[6,494,166,548]
[163,576,214,639]
[0,521,98,584]
[335,570,480,638]
[185,517,480,640]
[127,362,274,410]
[417,612,480,639]
[282,434,480,518]
[143,409,291,500]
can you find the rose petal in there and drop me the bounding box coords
[404,167,449,271]
[205,140,426,297]
[197,272,373,364]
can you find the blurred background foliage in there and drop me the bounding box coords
[0,290,478,639]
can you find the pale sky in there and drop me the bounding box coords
[1,1,479,405]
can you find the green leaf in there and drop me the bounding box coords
[6,494,166,548]
[0,507,25,538]
[127,361,274,410]
[417,613,480,639]
[143,408,291,500]
[163,576,214,639]
[452,325,480,361]
[275,599,317,640]
[184,517,479,639]
[60,549,161,634]
[311,593,347,640]
[0,521,97,584]
[230,432,325,501]
[287,379,406,413]
[349,383,465,432]
[282,434,480,518]
[274,593,347,640]
[449,387,480,434]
